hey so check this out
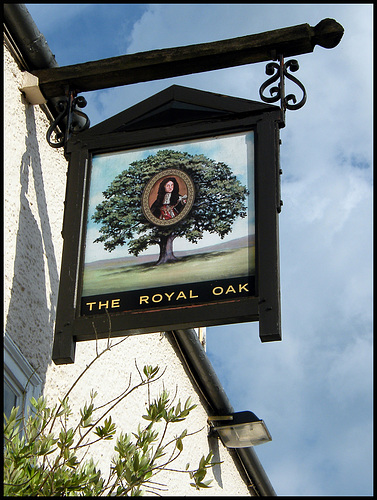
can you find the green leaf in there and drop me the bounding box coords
[176,438,183,452]
[198,480,213,488]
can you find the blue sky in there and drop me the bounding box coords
[26,4,373,496]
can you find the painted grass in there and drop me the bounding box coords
[82,245,254,295]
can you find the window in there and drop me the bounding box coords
[4,379,17,420]
[3,334,42,421]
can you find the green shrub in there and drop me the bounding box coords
[4,341,217,495]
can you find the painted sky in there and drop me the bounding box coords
[85,131,254,262]
[25,4,373,496]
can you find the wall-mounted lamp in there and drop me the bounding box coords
[208,411,272,448]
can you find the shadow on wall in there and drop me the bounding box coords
[5,101,61,387]
[207,434,223,488]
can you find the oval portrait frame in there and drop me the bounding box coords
[142,169,195,227]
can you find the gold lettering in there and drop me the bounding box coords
[152,294,163,303]
[189,290,199,298]
[212,286,223,296]
[111,299,121,308]
[140,296,149,304]
[176,291,187,300]
[165,292,175,301]
[98,300,109,310]
[225,285,236,294]
[239,283,249,293]
[86,302,96,311]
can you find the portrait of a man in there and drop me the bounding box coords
[150,176,187,221]
[142,168,195,227]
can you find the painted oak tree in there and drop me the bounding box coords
[93,149,248,265]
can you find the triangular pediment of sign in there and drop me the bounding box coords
[80,85,279,137]
[112,100,226,132]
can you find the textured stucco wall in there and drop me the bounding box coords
[4,40,252,495]
[4,41,67,378]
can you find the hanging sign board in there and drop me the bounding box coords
[53,85,283,364]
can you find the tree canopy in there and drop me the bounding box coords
[92,149,248,264]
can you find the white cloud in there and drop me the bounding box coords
[326,335,373,408]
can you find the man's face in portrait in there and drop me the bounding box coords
[164,180,174,193]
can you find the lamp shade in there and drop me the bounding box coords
[209,411,272,448]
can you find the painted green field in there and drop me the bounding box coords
[82,245,254,295]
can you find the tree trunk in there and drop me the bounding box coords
[156,234,177,265]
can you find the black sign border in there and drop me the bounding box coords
[53,86,283,363]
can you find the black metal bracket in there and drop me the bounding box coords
[46,87,90,149]
[259,54,307,121]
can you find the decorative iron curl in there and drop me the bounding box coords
[259,61,281,104]
[259,56,307,112]
[46,91,90,148]
[46,98,68,148]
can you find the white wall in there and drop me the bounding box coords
[4,41,67,375]
[4,40,252,495]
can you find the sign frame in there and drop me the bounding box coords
[53,85,283,363]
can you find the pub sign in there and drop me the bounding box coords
[53,85,283,363]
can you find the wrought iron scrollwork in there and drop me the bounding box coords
[259,55,307,112]
[46,90,90,148]
[46,98,68,148]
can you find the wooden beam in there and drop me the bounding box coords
[33,18,343,99]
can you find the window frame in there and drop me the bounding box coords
[3,334,42,420]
